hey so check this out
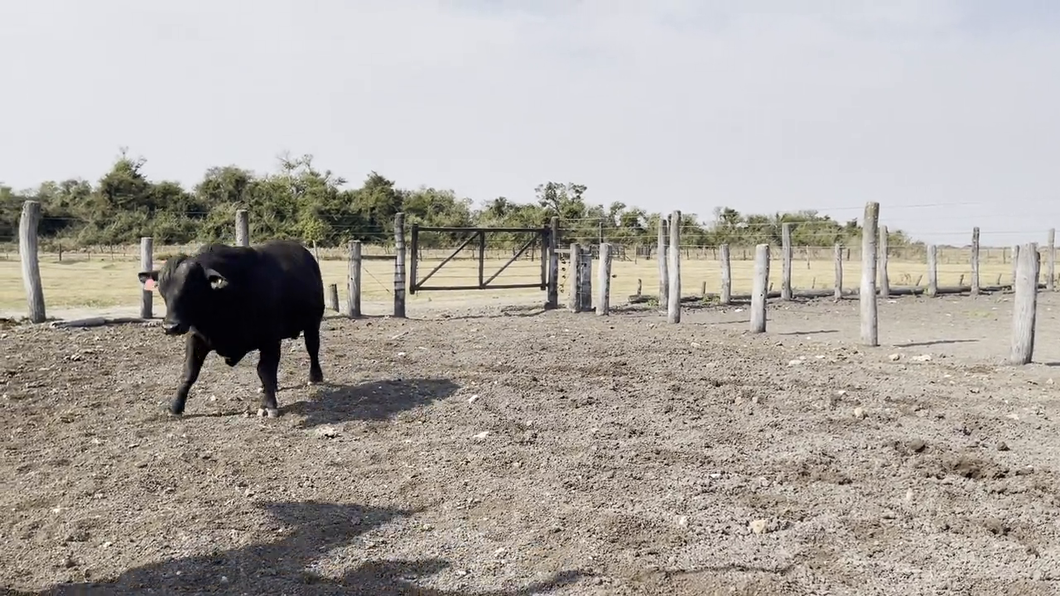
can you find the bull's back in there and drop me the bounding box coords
[257,241,325,316]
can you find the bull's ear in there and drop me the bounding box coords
[138,270,159,288]
[204,268,229,290]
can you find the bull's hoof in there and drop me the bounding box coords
[309,370,324,385]
[167,409,184,417]
[257,407,280,418]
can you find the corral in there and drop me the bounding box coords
[3,203,1060,595]
[3,293,1060,595]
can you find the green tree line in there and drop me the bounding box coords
[1,152,918,250]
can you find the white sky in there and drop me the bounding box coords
[2,0,1059,246]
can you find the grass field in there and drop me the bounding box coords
[0,244,1034,315]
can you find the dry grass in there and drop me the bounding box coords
[0,244,1025,314]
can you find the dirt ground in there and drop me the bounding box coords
[2,291,1060,595]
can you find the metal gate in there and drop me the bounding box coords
[408,225,551,294]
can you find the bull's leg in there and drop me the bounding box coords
[171,335,210,416]
[256,341,282,418]
[304,319,324,385]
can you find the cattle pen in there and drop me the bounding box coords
[4,200,1060,594]
[6,199,1060,366]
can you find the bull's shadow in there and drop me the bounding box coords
[286,378,461,429]
[9,500,586,596]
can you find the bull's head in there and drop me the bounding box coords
[138,255,230,335]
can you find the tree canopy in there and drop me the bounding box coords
[0,151,917,250]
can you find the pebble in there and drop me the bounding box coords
[749,519,768,535]
[853,407,866,420]
[315,426,339,439]
[472,431,489,441]
[468,395,479,404]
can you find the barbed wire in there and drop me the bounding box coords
[13,215,1058,236]
[1,208,1056,254]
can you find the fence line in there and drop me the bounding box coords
[8,200,1059,364]
[0,235,1051,266]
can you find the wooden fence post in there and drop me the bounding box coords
[327,284,339,312]
[657,216,668,310]
[927,244,938,297]
[781,223,793,300]
[833,243,843,300]
[235,209,249,247]
[667,210,681,323]
[568,243,581,312]
[579,245,593,312]
[878,226,890,298]
[347,240,362,318]
[1048,228,1056,291]
[860,202,879,346]
[1011,244,1019,289]
[1010,242,1039,364]
[140,236,153,319]
[597,243,612,315]
[546,216,559,308]
[393,212,406,318]
[750,244,769,333]
[719,243,731,305]
[19,200,46,323]
[970,227,980,296]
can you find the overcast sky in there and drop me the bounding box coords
[2,0,1059,246]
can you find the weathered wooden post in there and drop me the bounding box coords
[833,242,843,299]
[781,223,793,300]
[860,202,879,346]
[579,245,593,312]
[657,216,668,310]
[878,226,890,299]
[927,244,938,297]
[347,240,362,318]
[393,212,406,318]
[719,243,731,305]
[970,227,980,296]
[597,243,612,315]
[1010,242,1040,364]
[327,284,339,312]
[140,236,153,319]
[667,210,681,323]
[546,216,559,309]
[1048,228,1056,291]
[750,244,769,333]
[235,209,249,247]
[568,243,581,312]
[19,200,46,323]
[1011,244,1019,289]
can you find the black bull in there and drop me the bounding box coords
[138,240,325,418]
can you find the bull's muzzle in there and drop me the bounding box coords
[162,320,188,335]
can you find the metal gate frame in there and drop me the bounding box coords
[408,225,550,294]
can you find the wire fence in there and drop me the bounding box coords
[2,206,1058,316]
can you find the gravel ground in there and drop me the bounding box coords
[2,292,1060,595]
